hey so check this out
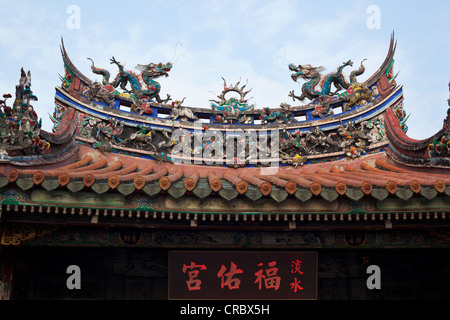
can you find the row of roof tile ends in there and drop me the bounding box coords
[1,150,448,202]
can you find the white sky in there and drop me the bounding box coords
[0,0,449,139]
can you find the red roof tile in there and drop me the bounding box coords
[1,145,449,200]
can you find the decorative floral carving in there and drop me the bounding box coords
[7,169,18,182]
[361,181,373,195]
[409,180,421,193]
[335,181,347,195]
[259,181,272,196]
[236,180,248,194]
[108,175,120,189]
[434,179,446,193]
[285,181,297,195]
[159,176,171,190]
[58,173,70,186]
[310,182,322,195]
[209,177,222,192]
[33,171,45,185]
[83,174,95,187]
[134,175,146,190]
[385,180,397,194]
[184,177,196,191]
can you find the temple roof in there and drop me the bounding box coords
[385,105,450,168]
[0,35,448,228]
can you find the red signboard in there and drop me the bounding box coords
[169,251,317,300]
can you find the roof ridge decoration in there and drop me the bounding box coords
[427,83,450,158]
[87,56,173,106]
[288,59,373,118]
[0,69,49,156]
[210,77,255,124]
[54,34,404,167]
[385,79,450,168]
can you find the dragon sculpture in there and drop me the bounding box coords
[288,59,366,102]
[87,56,172,103]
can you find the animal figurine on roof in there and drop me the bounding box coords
[170,97,198,121]
[87,56,172,103]
[288,59,366,102]
[261,103,294,124]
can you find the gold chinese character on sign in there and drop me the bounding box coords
[1,223,56,246]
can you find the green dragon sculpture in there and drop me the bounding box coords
[87,56,172,103]
[288,59,366,102]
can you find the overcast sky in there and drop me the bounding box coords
[0,0,449,139]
